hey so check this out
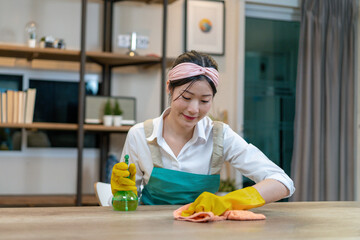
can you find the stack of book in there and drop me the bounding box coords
[0,88,37,124]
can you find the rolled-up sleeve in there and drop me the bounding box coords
[223,125,295,197]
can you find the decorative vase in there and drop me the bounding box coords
[103,115,113,126]
[28,38,36,48]
[113,115,123,126]
[25,21,37,48]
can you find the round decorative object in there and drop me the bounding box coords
[199,18,212,33]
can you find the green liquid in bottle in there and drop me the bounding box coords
[112,191,138,211]
[112,154,138,211]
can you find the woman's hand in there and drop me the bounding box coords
[110,162,137,195]
[181,187,265,217]
[181,192,230,216]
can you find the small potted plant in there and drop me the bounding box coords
[113,100,123,126]
[103,99,113,126]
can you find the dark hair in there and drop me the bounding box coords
[168,50,218,97]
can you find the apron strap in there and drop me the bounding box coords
[210,121,224,175]
[144,119,163,168]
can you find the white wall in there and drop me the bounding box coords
[0,0,102,50]
[0,0,245,194]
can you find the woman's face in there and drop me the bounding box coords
[167,79,213,129]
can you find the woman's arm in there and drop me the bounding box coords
[120,125,144,191]
[253,179,290,203]
[222,124,295,198]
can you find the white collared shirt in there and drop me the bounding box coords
[120,108,295,197]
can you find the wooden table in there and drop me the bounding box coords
[1,202,359,239]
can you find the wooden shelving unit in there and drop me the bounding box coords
[0,0,172,206]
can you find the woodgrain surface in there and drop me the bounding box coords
[1,202,359,240]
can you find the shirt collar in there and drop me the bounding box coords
[145,108,170,142]
[193,119,207,143]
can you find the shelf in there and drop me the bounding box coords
[113,0,178,5]
[87,51,163,67]
[84,124,132,132]
[0,122,132,132]
[0,44,80,62]
[0,122,77,130]
[0,44,174,67]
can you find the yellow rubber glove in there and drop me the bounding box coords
[181,186,265,216]
[110,162,137,195]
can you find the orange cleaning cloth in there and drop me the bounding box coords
[173,204,266,223]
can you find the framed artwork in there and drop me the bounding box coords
[85,96,136,125]
[184,0,225,55]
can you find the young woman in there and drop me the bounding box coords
[111,50,295,216]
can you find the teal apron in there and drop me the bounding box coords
[140,119,224,205]
[141,167,220,205]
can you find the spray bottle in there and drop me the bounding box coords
[112,155,138,211]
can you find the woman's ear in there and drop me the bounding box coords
[166,80,171,94]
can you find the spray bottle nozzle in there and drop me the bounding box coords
[124,154,129,165]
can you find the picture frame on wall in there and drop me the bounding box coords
[184,0,225,56]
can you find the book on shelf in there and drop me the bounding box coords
[6,90,14,123]
[18,91,26,124]
[0,89,36,125]
[13,91,19,124]
[24,88,36,124]
[0,92,1,123]
[1,92,6,123]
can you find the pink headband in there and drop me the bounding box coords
[168,62,219,87]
